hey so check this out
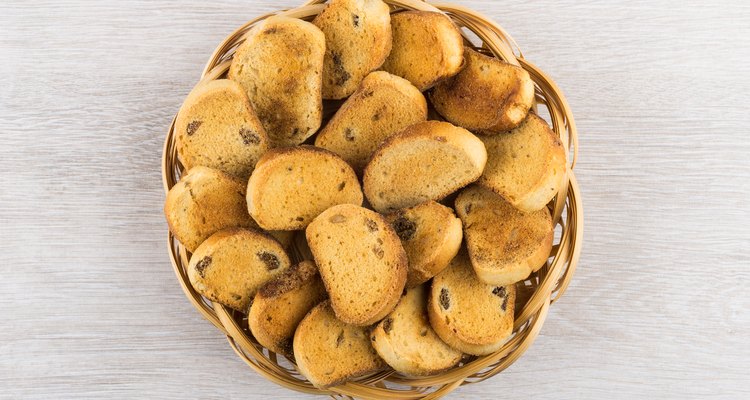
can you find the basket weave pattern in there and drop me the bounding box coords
[162,0,583,398]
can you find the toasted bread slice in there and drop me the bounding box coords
[175,79,269,179]
[247,146,363,230]
[456,185,553,286]
[187,228,291,312]
[313,0,392,99]
[478,113,567,212]
[381,11,463,90]
[371,284,462,376]
[164,166,254,252]
[427,250,516,355]
[248,261,327,355]
[384,201,462,287]
[228,16,325,147]
[293,301,385,388]
[430,48,535,133]
[363,121,487,212]
[315,71,427,171]
[305,204,407,325]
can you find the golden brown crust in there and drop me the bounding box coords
[427,250,516,356]
[175,79,269,179]
[456,185,553,286]
[313,0,392,99]
[384,201,463,287]
[477,113,567,212]
[315,71,427,171]
[247,145,363,230]
[187,228,291,312]
[164,166,254,252]
[293,301,385,388]
[305,204,407,326]
[228,16,325,147]
[371,284,462,376]
[381,11,464,91]
[362,121,487,212]
[430,48,535,134]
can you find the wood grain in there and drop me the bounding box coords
[1,0,748,398]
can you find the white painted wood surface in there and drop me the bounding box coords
[1,0,748,398]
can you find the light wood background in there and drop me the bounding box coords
[1,0,748,398]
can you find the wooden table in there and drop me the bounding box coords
[1,1,748,398]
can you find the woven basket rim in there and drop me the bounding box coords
[161,1,583,398]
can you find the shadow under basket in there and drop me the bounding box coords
[161,0,583,398]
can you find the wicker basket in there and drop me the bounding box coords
[162,0,582,398]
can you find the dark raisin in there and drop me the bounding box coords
[392,216,417,241]
[372,105,387,121]
[372,246,384,259]
[435,136,447,142]
[239,128,260,145]
[296,216,304,222]
[338,181,346,191]
[330,51,351,85]
[365,218,378,232]
[257,251,280,270]
[266,315,273,322]
[382,318,393,334]
[186,120,202,136]
[194,256,212,277]
[352,14,360,27]
[344,128,355,141]
[492,287,506,298]
[336,330,345,347]
[501,297,508,312]
[439,288,451,310]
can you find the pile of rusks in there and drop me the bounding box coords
[164,0,566,388]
